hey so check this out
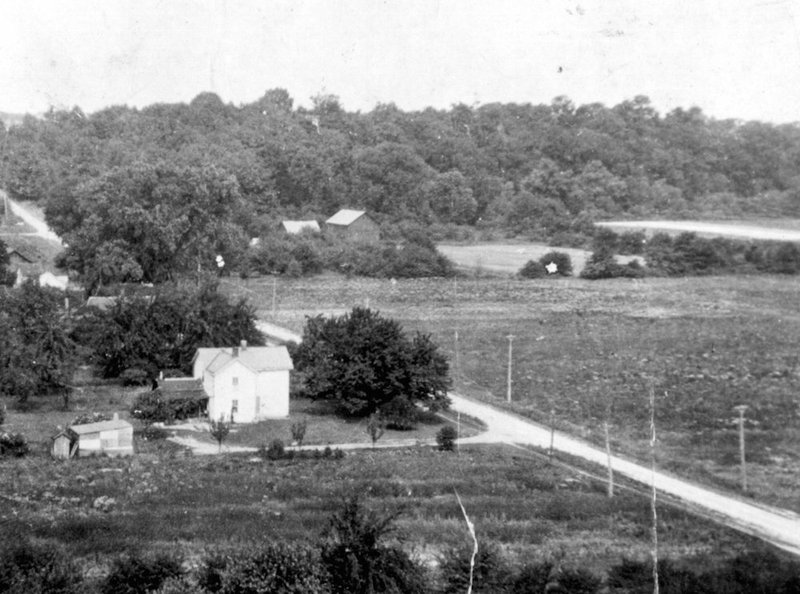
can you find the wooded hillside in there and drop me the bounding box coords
[2,91,799,279]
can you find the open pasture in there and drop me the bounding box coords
[596,219,800,241]
[222,273,800,511]
[437,242,642,275]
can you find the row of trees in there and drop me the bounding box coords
[3,91,800,284]
[0,279,262,407]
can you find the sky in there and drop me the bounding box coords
[2,0,800,123]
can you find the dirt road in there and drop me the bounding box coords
[3,191,63,245]
[597,220,800,242]
[449,394,800,556]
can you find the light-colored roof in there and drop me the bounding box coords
[326,209,366,226]
[160,377,204,393]
[86,296,118,311]
[282,220,321,234]
[39,272,69,290]
[202,345,294,375]
[69,418,133,434]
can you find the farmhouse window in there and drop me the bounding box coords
[232,399,239,413]
[232,377,239,387]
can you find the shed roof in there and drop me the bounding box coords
[160,377,204,393]
[202,345,294,375]
[69,418,133,434]
[7,246,37,262]
[282,220,321,234]
[326,209,366,226]
[85,296,118,311]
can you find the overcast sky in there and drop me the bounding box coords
[2,0,800,122]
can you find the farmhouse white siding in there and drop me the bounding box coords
[192,343,293,423]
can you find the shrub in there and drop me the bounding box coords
[209,418,231,452]
[322,496,428,594]
[0,432,29,457]
[267,438,285,459]
[518,259,546,279]
[291,419,308,445]
[379,396,420,430]
[618,230,647,255]
[557,566,603,593]
[71,412,111,425]
[0,403,5,427]
[510,561,553,594]
[131,391,172,425]
[0,540,82,594]
[204,544,329,594]
[121,367,150,386]
[101,552,184,594]
[539,251,572,276]
[438,541,513,594]
[765,241,800,274]
[436,425,458,451]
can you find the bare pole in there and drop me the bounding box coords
[649,386,660,594]
[549,408,555,463]
[271,277,277,318]
[506,334,515,403]
[604,420,614,498]
[734,405,749,492]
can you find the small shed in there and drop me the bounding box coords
[69,413,134,457]
[325,209,380,243]
[51,429,78,460]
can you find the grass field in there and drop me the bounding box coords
[221,273,800,512]
[437,242,642,275]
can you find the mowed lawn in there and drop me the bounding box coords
[437,242,642,275]
[222,273,800,512]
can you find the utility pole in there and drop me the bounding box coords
[549,408,555,463]
[604,420,614,498]
[506,334,515,403]
[733,405,749,492]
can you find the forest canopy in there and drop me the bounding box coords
[3,91,800,280]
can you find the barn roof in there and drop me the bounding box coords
[281,220,321,234]
[326,209,366,226]
[202,345,294,375]
[69,418,132,434]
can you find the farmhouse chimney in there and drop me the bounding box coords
[240,340,247,350]
[232,346,239,357]
[113,412,119,421]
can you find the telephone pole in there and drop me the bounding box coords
[506,334,515,403]
[733,405,749,492]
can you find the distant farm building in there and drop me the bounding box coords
[193,341,293,423]
[281,220,321,235]
[84,296,119,312]
[325,209,380,243]
[54,413,134,458]
[158,376,208,418]
[39,271,69,290]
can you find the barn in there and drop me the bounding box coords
[193,341,293,423]
[325,209,380,243]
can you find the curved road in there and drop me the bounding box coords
[8,199,800,556]
[2,191,63,245]
[258,323,800,555]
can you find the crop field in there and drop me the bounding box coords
[222,273,800,511]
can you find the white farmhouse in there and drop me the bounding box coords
[192,341,293,423]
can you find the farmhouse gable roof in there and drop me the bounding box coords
[205,346,293,375]
[326,209,366,227]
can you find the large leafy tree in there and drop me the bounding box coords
[294,307,450,417]
[76,281,263,379]
[0,280,77,404]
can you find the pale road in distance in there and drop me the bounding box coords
[597,220,800,242]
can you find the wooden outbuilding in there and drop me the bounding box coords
[325,209,380,243]
[68,413,134,457]
[51,429,78,460]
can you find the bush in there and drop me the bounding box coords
[0,432,29,457]
[291,419,308,445]
[267,439,285,460]
[436,425,458,451]
[206,544,329,594]
[71,412,111,425]
[379,396,420,430]
[510,561,553,594]
[322,495,428,594]
[557,566,603,593]
[518,259,546,279]
[539,251,572,276]
[438,541,513,594]
[0,540,82,594]
[618,230,647,255]
[121,367,150,386]
[101,552,184,594]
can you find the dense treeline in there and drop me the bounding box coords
[2,91,800,282]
